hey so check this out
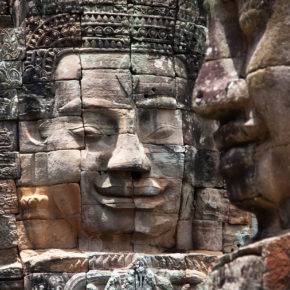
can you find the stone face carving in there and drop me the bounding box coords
[193,0,290,240]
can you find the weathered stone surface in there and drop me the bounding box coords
[0,89,18,120]
[80,52,130,69]
[20,249,88,274]
[228,203,252,225]
[17,184,81,227]
[184,146,223,187]
[0,121,17,152]
[0,215,17,249]
[176,76,194,109]
[0,15,13,28]
[24,273,73,290]
[144,144,185,179]
[19,117,84,152]
[17,219,77,250]
[0,61,22,89]
[263,233,290,290]
[0,180,18,214]
[179,182,194,220]
[18,82,55,120]
[223,224,251,253]
[204,0,244,60]
[89,253,135,270]
[133,75,175,108]
[0,280,23,289]
[82,69,133,108]
[177,220,193,250]
[137,108,183,145]
[182,110,218,149]
[197,255,264,290]
[0,152,20,179]
[194,188,229,222]
[0,28,25,61]
[192,220,223,251]
[55,53,81,80]
[25,15,81,49]
[17,150,81,186]
[0,247,23,279]
[131,53,175,77]
[53,80,82,116]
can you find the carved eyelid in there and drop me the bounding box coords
[145,124,176,140]
[69,127,85,137]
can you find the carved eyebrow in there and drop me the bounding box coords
[145,124,177,140]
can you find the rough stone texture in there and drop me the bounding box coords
[0,247,23,280]
[20,249,88,274]
[0,180,18,214]
[194,188,229,222]
[17,219,77,250]
[19,117,84,152]
[0,61,22,89]
[0,152,20,179]
[0,214,18,249]
[0,89,18,120]
[18,150,81,186]
[192,220,223,251]
[55,54,81,80]
[0,28,25,61]
[0,121,17,152]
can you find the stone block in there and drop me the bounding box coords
[20,249,88,274]
[0,61,22,89]
[177,220,193,250]
[18,82,55,120]
[192,220,223,251]
[223,224,251,253]
[0,28,25,61]
[131,53,175,77]
[55,53,81,80]
[184,146,223,187]
[194,188,229,222]
[84,109,135,136]
[0,121,17,152]
[17,219,77,250]
[175,77,194,109]
[19,117,84,152]
[0,89,18,120]
[228,203,252,225]
[0,247,23,279]
[0,0,8,14]
[80,52,130,69]
[144,144,185,179]
[182,111,218,149]
[17,150,81,186]
[82,204,134,235]
[79,233,133,252]
[0,215,17,249]
[17,184,81,226]
[137,108,183,145]
[0,180,18,214]
[53,80,82,116]
[81,69,133,108]
[133,75,175,108]
[0,152,20,179]
[179,182,194,220]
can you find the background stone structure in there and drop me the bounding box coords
[0,0,253,288]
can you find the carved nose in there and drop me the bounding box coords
[107,134,151,173]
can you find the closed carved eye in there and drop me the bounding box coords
[83,126,103,138]
[69,127,85,137]
[145,125,176,140]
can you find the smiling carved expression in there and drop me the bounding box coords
[193,0,290,239]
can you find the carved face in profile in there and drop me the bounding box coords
[193,0,290,238]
